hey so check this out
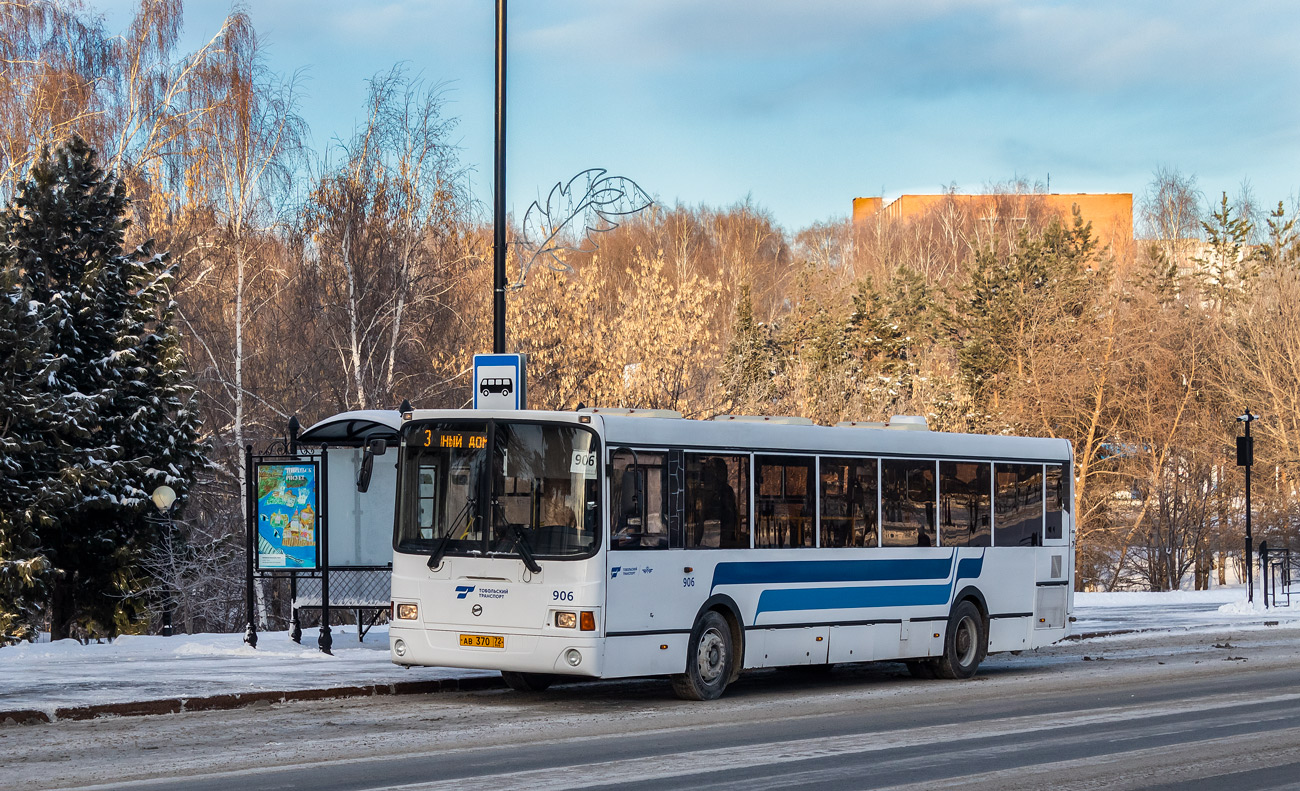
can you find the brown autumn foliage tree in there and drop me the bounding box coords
[510,249,722,416]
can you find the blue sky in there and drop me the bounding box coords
[98,0,1300,230]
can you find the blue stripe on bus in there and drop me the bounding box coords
[727,551,986,624]
[956,555,983,581]
[710,557,954,591]
[756,584,953,616]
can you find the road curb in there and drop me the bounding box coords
[2,674,504,725]
[1061,628,1137,641]
[1063,619,1287,642]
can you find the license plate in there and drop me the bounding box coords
[459,633,504,649]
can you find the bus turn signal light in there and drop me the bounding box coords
[397,603,418,620]
[580,611,596,631]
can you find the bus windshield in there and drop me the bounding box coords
[395,420,600,559]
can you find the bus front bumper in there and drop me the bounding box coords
[389,625,604,677]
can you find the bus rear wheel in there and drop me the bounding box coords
[501,671,554,692]
[671,611,733,701]
[932,600,987,680]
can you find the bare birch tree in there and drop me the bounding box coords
[301,66,472,412]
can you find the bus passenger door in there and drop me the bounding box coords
[606,451,672,635]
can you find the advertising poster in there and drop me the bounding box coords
[256,462,319,569]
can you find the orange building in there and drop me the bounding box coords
[852,193,1133,251]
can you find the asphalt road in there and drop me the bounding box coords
[6,627,1300,791]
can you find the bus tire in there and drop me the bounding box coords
[933,600,986,680]
[671,611,733,701]
[501,671,554,692]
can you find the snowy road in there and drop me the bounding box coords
[5,624,1300,791]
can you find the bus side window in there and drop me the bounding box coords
[994,463,1044,547]
[939,461,991,548]
[610,451,669,550]
[1045,464,1065,541]
[881,459,936,547]
[755,455,815,549]
[820,457,878,548]
[684,453,750,549]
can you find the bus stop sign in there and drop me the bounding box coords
[473,353,527,410]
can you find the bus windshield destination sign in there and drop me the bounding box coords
[422,430,487,450]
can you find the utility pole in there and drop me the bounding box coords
[1237,411,1257,602]
[492,0,507,354]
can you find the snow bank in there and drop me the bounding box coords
[0,626,496,716]
[1071,586,1300,635]
[1076,588,1244,608]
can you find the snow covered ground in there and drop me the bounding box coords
[1072,587,1300,634]
[2,588,1297,717]
[0,625,496,716]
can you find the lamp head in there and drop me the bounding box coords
[151,485,177,513]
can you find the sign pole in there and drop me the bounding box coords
[243,444,258,648]
[288,416,301,643]
[319,445,333,655]
[492,0,507,354]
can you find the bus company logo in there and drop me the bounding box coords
[641,566,653,574]
[478,587,509,600]
[610,567,621,578]
[455,585,474,599]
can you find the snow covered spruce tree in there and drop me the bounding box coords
[0,136,204,641]
[0,261,64,643]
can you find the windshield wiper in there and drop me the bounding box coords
[429,496,475,570]
[491,498,541,574]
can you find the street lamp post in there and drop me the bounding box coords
[492,0,508,354]
[1236,411,1257,603]
[151,485,178,636]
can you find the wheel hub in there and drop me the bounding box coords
[697,628,726,683]
[955,615,977,666]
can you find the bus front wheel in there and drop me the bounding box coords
[932,600,987,680]
[501,671,554,692]
[671,611,733,701]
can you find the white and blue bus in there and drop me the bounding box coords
[388,408,1073,700]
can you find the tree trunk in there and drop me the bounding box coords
[48,572,75,641]
[342,224,367,409]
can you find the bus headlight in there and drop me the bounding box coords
[565,649,582,667]
[394,639,407,657]
[397,603,418,620]
[555,611,577,629]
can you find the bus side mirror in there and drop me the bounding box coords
[357,439,388,493]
